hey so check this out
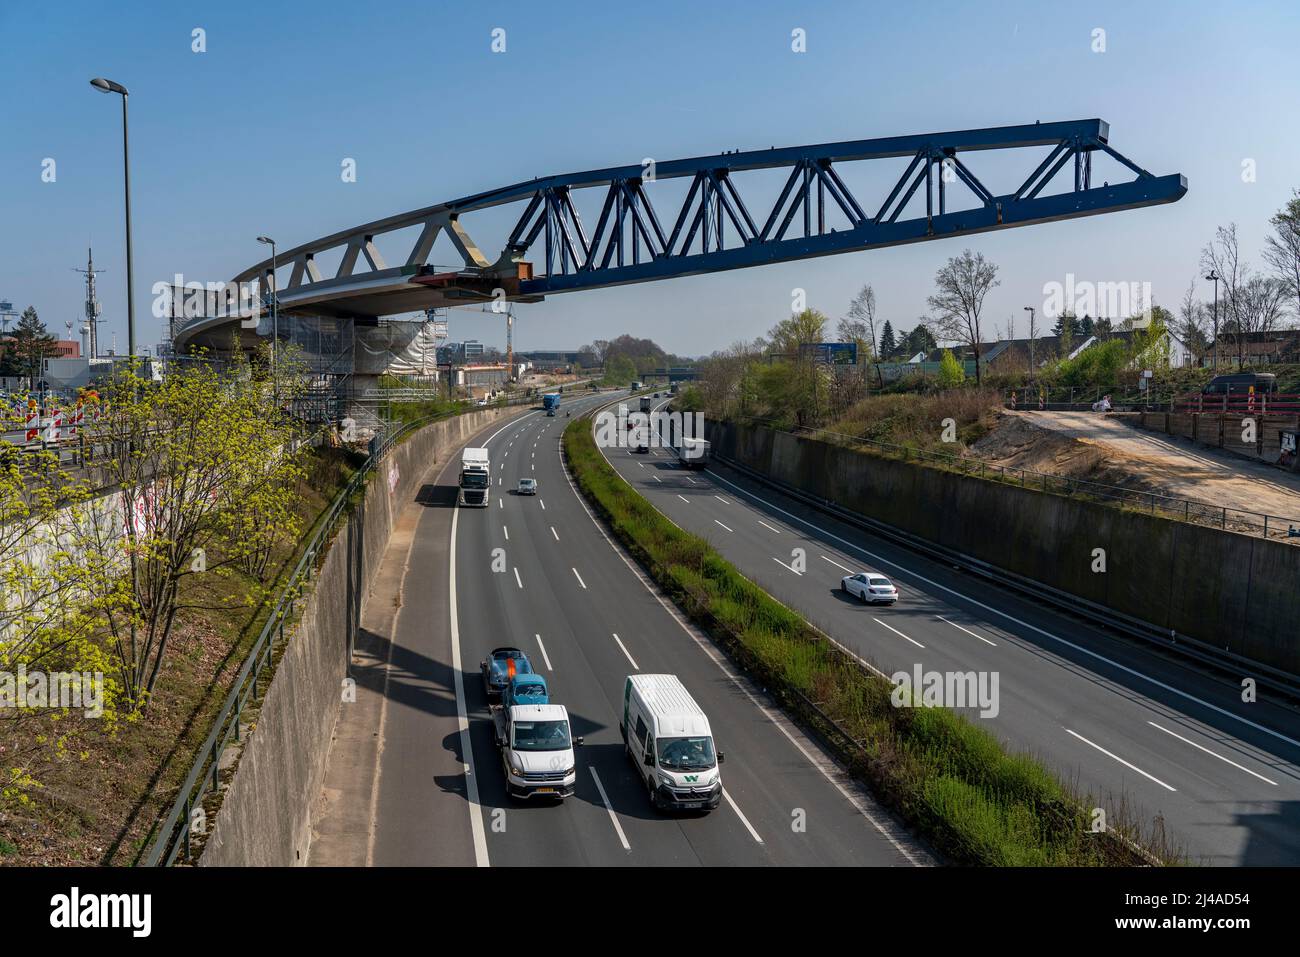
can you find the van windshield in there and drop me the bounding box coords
[657,736,716,771]
[512,720,571,751]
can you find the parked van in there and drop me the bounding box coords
[1202,372,1278,396]
[620,674,723,811]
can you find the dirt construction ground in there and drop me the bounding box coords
[970,410,1300,527]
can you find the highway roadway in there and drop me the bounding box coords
[605,397,1300,865]
[312,389,928,866]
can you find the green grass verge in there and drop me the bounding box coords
[563,415,1168,866]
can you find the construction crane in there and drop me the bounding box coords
[473,301,516,382]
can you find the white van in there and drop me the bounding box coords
[620,674,724,811]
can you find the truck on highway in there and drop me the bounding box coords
[630,380,642,391]
[492,698,583,801]
[459,447,490,506]
[620,674,723,812]
[639,395,653,414]
[676,437,710,469]
[543,392,561,416]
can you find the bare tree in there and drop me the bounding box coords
[1238,275,1289,360]
[927,249,1000,385]
[1178,279,1210,366]
[1200,224,1247,365]
[1263,189,1300,321]
[839,284,882,388]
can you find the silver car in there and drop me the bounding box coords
[841,572,898,604]
[517,478,538,495]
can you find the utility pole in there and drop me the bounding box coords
[73,247,105,358]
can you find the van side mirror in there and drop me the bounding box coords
[717,752,725,764]
[643,753,655,767]
[574,736,584,747]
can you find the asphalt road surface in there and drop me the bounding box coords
[311,390,927,866]
[603,398,1300,865]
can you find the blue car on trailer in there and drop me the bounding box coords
[481,647,533,701]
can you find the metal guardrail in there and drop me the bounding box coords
[740,416,1300,543]
[138,406,464,866]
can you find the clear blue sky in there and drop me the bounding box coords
[3,0,1297,356]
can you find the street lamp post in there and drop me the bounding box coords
[89,78,135,360]
[1023,306,1036,375]
[257,236,278,402]
[1203,271,1220,370]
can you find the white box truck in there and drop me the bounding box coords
[620,674,724,811]
[459,447,490,506]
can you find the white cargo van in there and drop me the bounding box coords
[620,674,724,811]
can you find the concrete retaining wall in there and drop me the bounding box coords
[199,406,529,866]
[709,420,1300,678]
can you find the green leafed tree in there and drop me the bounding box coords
[937,348,966,388]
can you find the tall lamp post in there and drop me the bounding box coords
[1204,270,1220,370]
[1022,306,1036,377]
[89,78,135,360]
[256,236,278,402]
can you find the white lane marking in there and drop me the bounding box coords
[685,476,699,485]
[497,477,501,486]
[532,452,535,459]
[568,398,924,865]
[703,468,1300,752]
[1147,722,1279,786]
[637,462,644,468]
[714,519,732,532]
[723,789,764,844]
[714,495,730,505]
[589,767,631,851]
[820,554,854,573]
[677,494,689,503]
[534,633,553,670]
[550,526,559,541]
[497,499,502,509]
[449,505,490,866]
[1064,728,1177,792]
[513,567,523,589]
[573,568,587,589]
[613,633,639,669]
[503,452,508,458]
[758,520,782,534]
[502,525,509,540]
[653,474,662,483]
[531,464,535,471]
[873,617,924,649]
[939,615,997,647]
[772,557,803,576]
[539,500,545,510]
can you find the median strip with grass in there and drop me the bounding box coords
[563,416,1170,866]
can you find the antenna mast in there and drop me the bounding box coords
[72,247,106,358]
